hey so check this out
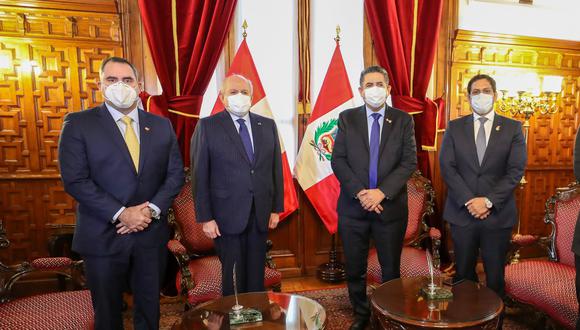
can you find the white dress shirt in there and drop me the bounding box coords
[365,105,386,143]
[473,110,495,146]
[228,111,254,150]
[105,104,160,222]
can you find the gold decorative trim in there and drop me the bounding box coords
[409,0,419,97]
[171,0,180,96]
[168,109,199,118]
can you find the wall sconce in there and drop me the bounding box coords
[497,74,562,121]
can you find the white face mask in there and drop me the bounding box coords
[226,94,252,117]
[470,93,494,115]
[104,82,138,109]
[364,86,387,109]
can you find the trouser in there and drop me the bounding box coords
[214,206,268,296]
[338,214,406,320]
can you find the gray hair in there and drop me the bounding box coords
[221,74,254,96]
[359,65,389,87]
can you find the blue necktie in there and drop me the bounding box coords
[237,118,254,163]
[369,113,381,189]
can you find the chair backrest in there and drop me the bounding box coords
[546,182,580,267]
[404,171,434,244]
[170,176,214,255]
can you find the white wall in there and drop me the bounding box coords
[458,0,580,41]
[199,0,298,167]
[310,0,365,108]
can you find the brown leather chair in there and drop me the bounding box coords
[167,171,282,308]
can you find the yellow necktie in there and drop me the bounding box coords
[121,116,139,171]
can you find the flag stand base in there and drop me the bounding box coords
[317,234,345,282]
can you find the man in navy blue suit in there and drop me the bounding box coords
[58,57,184,330]
[190,74,283,296]
[440,74,526,298]
[331,66,417,330]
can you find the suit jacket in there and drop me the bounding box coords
[439,113,526,229]
[58,104,184,256]
[575,129,580,182]
[571,128,580,255]
[331,105,417,221]
[190,111,284,234]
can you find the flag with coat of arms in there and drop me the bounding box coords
[294,41,354,233]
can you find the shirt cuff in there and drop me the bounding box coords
[149,203,161,218]
[112,206,125,223]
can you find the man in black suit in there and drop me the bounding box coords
[58,57,184,330]
[331,66,417,330]
[571,128,580,329]
[190,74,283,296]
[440,74,526,298]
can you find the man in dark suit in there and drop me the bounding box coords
[440,74,526,298]
[331,66,417,330]
[58,57,184,330]
[190,74,283,296]
[571,128,580,329]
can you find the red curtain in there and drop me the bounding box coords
[138,0,237,166]
[364,0,445,178]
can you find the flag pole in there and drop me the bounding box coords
[317,25,346,283]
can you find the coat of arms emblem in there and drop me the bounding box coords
[309,119,338,161]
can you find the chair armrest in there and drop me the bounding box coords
[31,257,73,271]
[507,234,547,264]
[167,240,187,256]
[429,228,441,240]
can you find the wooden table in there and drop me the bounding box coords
[173,291,326,329]
[371,277,503,329]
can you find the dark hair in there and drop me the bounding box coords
[359,65,389,87]
[467,74,496,94]
[99,57,139,80]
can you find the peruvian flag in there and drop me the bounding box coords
[294,42,354,234]
[210,39,298,221]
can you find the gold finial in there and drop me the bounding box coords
[242,20,248,39]
[334,25,341,43]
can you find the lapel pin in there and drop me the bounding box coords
[385,118,392,124]
[257,122,262,126]
[144,127,150,131]
[495,126,500,131]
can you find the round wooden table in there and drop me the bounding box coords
[371,277,503,329]
[172,291,326,329]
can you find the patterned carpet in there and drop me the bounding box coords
[120,286,555,329]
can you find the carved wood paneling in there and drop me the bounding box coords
[449,30,580,237]
[0,2,121,264]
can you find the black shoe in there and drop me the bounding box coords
[349,318,369,330]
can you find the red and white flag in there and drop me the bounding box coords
[294,43,354,234]
[210,39,298,221]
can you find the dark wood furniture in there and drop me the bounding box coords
[172,291,326,329]
[371,277,503,329]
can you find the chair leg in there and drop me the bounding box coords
[271,283,281,292]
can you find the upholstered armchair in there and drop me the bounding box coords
[367,171,442,284]
[505,182,580,329]
[0,220,94,329]
[167,170,282,309]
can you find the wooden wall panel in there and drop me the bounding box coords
[0,1,122,265]
[449,30,580,237]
